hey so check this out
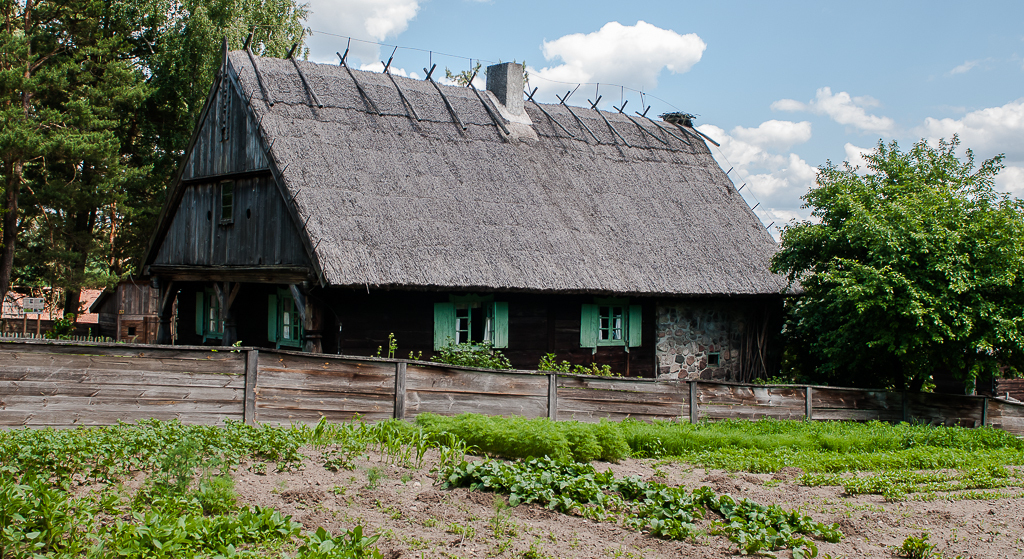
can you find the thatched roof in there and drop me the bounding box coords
[212,52,786,296]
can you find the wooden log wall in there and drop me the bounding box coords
[254,352,395,424]
[2,340,1024,436]
[0,341,246,427]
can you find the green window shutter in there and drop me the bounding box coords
[433,302,456,350]
[492,302,509,349]
[627,305,642,347]
[195,292,205,335]
[267,294,278,343]
[580,304,598,348]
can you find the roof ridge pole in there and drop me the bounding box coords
[338,52,382,116]
[615,101,668,146]
[556,88,600,143]
[245,45,275,107]
[526,87,575,138]
[589,96,630,147]
[290,57,324,108]
[423,64,466,131]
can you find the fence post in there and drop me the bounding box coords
[805,386,813,421]
[689,380,699,424]
[902,390,910,423]
[547,372,557,420]
[394,362,407,420]
[981,396,989,427]
[244,350,258,425]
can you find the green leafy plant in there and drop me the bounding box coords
[896,532,940,559]
[375,333,398,359]
[538,353,618,377]
[44,313,76,340]
[297,526,383,559]
[432,341,513,370]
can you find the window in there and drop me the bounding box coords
[268,289,303,348]
[195,289,223,342]
[434,295,508,350]
[707,352,721,367]
[220,181,234,224]
[580,299,641,349]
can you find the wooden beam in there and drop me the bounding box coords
[394,362,407,419]
[689,380,699,424]
[245,350,258,425]
[148,265,311,284]
[227,282,241,309]
[548,372,557,420]
[805,386,813,421]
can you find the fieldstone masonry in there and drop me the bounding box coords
[656,303,745,381]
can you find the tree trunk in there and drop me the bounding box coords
[0,160,22,308]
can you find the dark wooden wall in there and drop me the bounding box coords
[181,70,267,180]
[153,175,311,268]
[318,289,658,377]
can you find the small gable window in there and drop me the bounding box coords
[195,289,224,342]
[268,289,303,349]
[220,181,234,224]
[580,299,642,349]
[434,295,508,350]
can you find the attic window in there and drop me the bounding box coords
[220,181,234,224]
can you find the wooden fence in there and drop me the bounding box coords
[2,340,1024,435]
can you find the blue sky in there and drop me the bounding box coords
[302,0,1024,235]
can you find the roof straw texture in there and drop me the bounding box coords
[228,52,788,296]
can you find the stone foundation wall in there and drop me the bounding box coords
[655,302,746,381]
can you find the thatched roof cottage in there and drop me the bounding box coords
[142,43,788,380]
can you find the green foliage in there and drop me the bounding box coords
[772,137,1024,390]
[441,456,840,556]
[416,413,631,463]
[616,418,1024,473]
[538,353,617,377]
[896,533,941,559]
[375,333,397,359]
[0,0,309,304]
[800,464,1015,501]
[297,526,383,559]
[43,313,76,339]
[0,419,389,559]
[432,341,513,370]
[445,61,483,86]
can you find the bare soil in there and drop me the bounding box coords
[233,448,1024,559]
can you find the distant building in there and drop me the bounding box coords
[89,280,161,343]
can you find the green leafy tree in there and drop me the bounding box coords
[1,0,308,315]
[772,137,1024,392]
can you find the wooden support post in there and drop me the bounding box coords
[36,313,40,337]
[244,350,258,425]
[548,373,558,420]
[981,396,989,427]
[394,362,407,420]
[156,280,177,345]
[805,386,813,421]
[689,380,699,424]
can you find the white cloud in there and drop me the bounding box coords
[843,143,872,170]
[949,60,980,75]
[996,166,1024,197]
[531,21,705,93]
[772,87,895,133]
[918,98,1024,161]
[698,123,819,233]
[305,0,420,64]
[358,62,420,80]
[730,120,812,151]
